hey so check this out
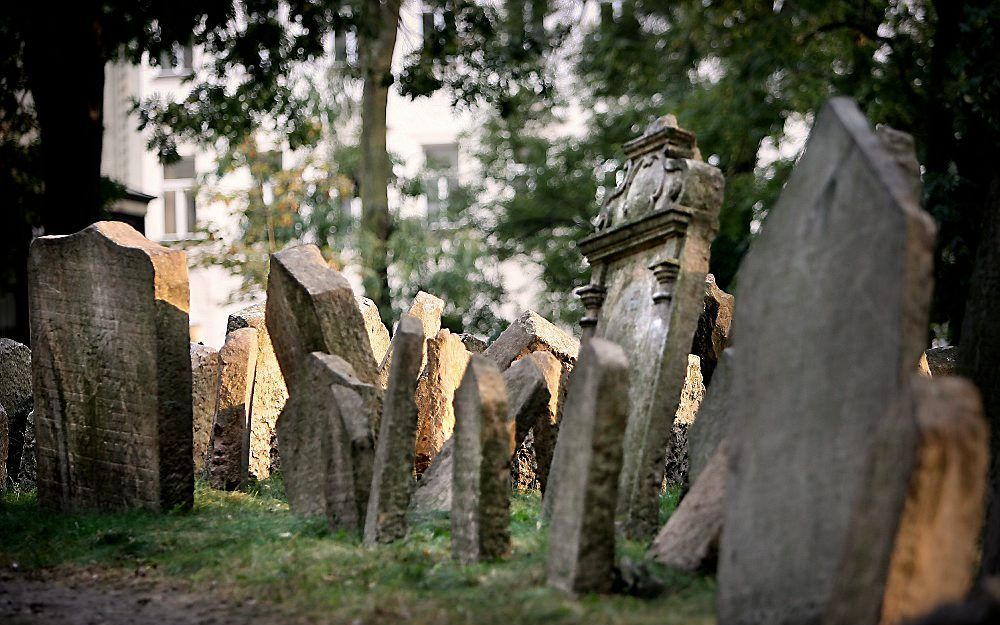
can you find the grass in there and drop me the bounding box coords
[0,479,716,625]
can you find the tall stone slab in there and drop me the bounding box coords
[209,327,258,491]
[662,354,705,490]
[414,329,471,475]
[451,356,513,563]
[265,245,379,405]
[545,338,629,594]
[377,290,445,388]
[227,303,289,479]
[29,221,193,511]
[190,343,220,476]
[686,347,735,485]
[509,351,561,491]
[716,99,937,625]
[575,115,724,538]
[356,296,390,367]
[364,314,424,545]
[278,352,375,534]
[0,338,33,487]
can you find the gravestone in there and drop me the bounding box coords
[545,338,629,594]
[377,290,444,388]
[410,350,556,513]
[414,329,471,475]
[209,327,258,491]
[356,296,391,367]
[690,274,733,385]
[686,347,735,485]
[227,303,289,479]
[575,115,724,538]
[484,310,578,373]
[662,354,705,490]
[509,351,561,491]
[364,314,424,545]
[459,334,487,354]
[0,338,33,487]
[190,343,221,476]
[278,352,375,534]
[29,221,193,511]
[716,98,938,625]
[265,245,379,403]
[451,355,513,563]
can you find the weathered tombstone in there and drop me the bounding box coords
[545,338,629,594]
[510,351,562,491]
[575,115,724,538]
[278,352,375,534]
[377,290,444,388]
[227,303,289,479]
[356,296,391,367]
[364,314,424,545]
[690,274,733,385]
[662,354,705,490]
[414,329,471,475]
[716,98,938,625]
[209,327,258,491]
[648,440,727,573]
[0,338,33,487]
[265,245,379,403]
[190,343,220,476]
[686,347,735,485]
[29,221,193,511]
[451,356,513,563]
[410,350,556,513]
[875,377,988,625]
[484,310,579,373]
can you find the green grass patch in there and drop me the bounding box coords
[1,481,715,625]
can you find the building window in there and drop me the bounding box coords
[158,43,194,76]
[422,143,459,224]
[163,156,197,238]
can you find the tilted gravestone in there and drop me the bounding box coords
[377,290,444,388]
[227,303,289,479]
[356,296,391,368]
[575,115,724,539]
[29,221,193,511]
[689,274,733,386]
[364,314,424,545]
[509,351,561,491]
[716,98,940,625]
[265,245,379,410]
[545,337,629,594]
[414,329,472,475]
[662,353,705,490]
[209,327,258,491]
[190,343,221,476]
[410,350,555,514]
[1,338,33,488]
[278,352,375,534]
[451,355,513,563]
[686,346,735,485]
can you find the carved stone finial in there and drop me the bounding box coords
[575,284,608,329]
[649,259,681,303]
[623,115,697,160]
[645,114,679,135]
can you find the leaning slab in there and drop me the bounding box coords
[484,310,579,372]
[662,354,706,490]
[414,330,471,475]
[29,221,193,511]
[575,115,724,539]
[451,356,513,563]
[190,343,221,476]
[686,347,735,485]
[508,351,560,491]
[377,290,445,388]
[0,338,33,488]
[278,352,375,534]
[265,245,379,401]
[546,338,629,595]
[227,303,289,479]
[690,274,733,385]
[209,327,258,491]
[364,314,424,545]
[716,99,937,625]
[356,296,391,368]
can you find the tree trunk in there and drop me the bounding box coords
[23,2,106,235]
[358,0,401,322]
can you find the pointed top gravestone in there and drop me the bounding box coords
[265,245,379,397]
[575,114,725,538]
[716,98,937,625]
[29,221,193,511]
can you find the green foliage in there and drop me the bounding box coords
[1,484,715,625]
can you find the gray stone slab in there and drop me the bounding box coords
[716,98,937,625]
[364,314,424,545]
[459,334,487,354]
[484,310,579,373]
[227,303,289,480]
[209,327,258,491]
[451,355,513,563]
[190,343,220,477]
[508,351,559,491]
[356,296,390,368]
[545,337,629,594]
[414,330,471,475]
[410,437,454,514]
[575,116,724,539]
[377,290,445,388]
[29,221,193,511]
[686,347,735,485]
[0,338,32,487]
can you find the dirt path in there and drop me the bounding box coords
[0,570,283,625]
